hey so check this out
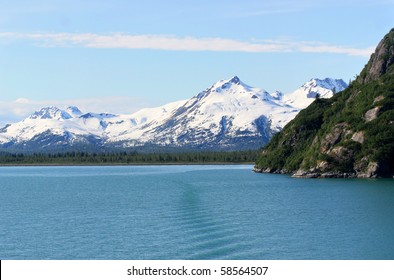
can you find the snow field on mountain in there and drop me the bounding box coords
[0,76,347,150]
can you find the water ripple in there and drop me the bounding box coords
[167,186,250,259]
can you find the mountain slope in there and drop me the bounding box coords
[255,28,394,178]
[0,76,345,152]
[112,76,298,150]
[283,78,347,108]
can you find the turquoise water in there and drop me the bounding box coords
[0,165,393,260]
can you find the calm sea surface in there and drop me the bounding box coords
[0,165,393,260]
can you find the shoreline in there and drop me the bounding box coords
[0,162,255,167]
[253,166,394,179]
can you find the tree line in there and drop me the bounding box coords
[0,150,259,165]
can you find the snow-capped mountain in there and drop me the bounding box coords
[283,78,348,108]
[105,76,299,150]
[0,76,347,152]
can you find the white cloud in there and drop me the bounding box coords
[0,96,154,127]
[0,32,374,57]
[296,42,375,57]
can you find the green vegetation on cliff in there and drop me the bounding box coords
[255,28,394,178]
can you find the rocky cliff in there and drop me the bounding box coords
[255,28,394,178]
[358,28,394,84]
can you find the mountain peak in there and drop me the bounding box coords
[358,28,394,84]
[217,75,242,87]
[193,76,271,102]
[283,78,348,108]
[228,76,241,84]
[29,106,72,120]
[306,78,347,90]
[209,76,249,93]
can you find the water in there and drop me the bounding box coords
[0,165,393,260]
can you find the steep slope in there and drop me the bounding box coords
[357,29,394,84]
[0,76,345,152]
[255,28,394,178]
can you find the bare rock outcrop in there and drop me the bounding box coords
[358,28,394,84]
[364,107,380,122]
[351,131,365,144]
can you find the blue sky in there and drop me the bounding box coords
[0,0,393,125]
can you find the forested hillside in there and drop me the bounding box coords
[255,28,394,178]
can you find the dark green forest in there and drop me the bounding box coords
[0,150,259,165]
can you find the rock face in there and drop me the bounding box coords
[255,28,394,178]
[351,131,365,144]
[319,123,352,153]
[364,107,380,122]
[358,28,394,84]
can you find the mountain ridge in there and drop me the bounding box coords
[0,76,346,152]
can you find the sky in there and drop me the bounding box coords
[0,0,393,126]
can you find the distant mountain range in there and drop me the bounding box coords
[0,76,346,152]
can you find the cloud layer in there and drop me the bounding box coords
[0,32,374,57]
